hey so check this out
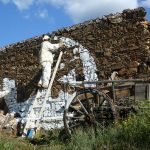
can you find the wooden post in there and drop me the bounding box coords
[112,81,115,102]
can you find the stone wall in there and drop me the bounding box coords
[0,7,150,102]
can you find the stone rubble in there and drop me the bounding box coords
[0,110,19,134]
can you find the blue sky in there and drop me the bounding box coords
[0,0,150,48]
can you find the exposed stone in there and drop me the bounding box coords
[0,7,149,102]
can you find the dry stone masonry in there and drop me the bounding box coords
[0,7,150,130]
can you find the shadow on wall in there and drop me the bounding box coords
[17,69,42,102]
[0,98,8,114]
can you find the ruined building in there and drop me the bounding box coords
[0,7,150,129]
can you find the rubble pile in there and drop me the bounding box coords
[0,7,150,102]
[0,110,19,135]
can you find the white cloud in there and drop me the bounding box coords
[12,0,34,10]
[24,14,30,19]
[0,0,34,10]
[36,9,49,19]
[0,0,140,22]
[37,0,64,6]
[67,0,139,22]
[0,0,10,4]
[37,0,139,23]
[140,0,150,7]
